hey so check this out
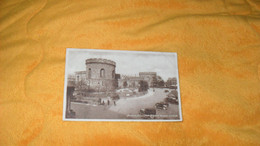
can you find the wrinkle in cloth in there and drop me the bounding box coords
[0,0,260,145]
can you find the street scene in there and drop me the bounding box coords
[63,49,182,121]
[70,88,180,120]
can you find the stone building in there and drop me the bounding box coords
[85,58,116,92]
[139,72,157,87]
[71,58,157,93]
[74,58,116,92]
[67,74,76,86]
[75,71,86,84]
[118,76,143,89]
[118,72,157,89]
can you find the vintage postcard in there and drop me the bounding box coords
[63,48,182,121]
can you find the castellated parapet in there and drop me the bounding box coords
[83,58,116,92]
[85,58,116,67]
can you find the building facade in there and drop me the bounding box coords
[71,58,157,93]
[118,76,143,89]
[118,72,157,89]
[139,72,157,87]
[74,58,116,92]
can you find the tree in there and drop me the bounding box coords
[166,77,177,87]
[158,80,165,87]
[123,81,128,88]
[156,76,165,87]
[152,76,157,87]
[152,75,165,87]
[139,80,149,92]
[112,79,118,89]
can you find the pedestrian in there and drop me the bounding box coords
[107,100,110,105]
[114,101,116,106]
[102,100,105,105]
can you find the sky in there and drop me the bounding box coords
[66,49,179,81]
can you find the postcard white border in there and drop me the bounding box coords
[63,48,183,122]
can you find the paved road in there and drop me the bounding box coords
[109,88,180,119]
[70,88,180,120]
[71,102,126,119]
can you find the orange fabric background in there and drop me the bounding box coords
[1,0,260,145]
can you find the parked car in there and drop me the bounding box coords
[164,90,169,93]
[169,90,178,97]
[155,102,169,110]
[169,85,177,89]
[139,108,156,119]
[164,97,178,104]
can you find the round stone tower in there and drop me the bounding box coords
[85,58,116,92]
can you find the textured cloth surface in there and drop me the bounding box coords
[1,0,260,145]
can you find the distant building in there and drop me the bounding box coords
[139,72,157,87]
[75,71,86,84]
[118,72,157,88]
[118,76,143,88]
[67,74,76,87]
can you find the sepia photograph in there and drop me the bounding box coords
[63,48,182,121]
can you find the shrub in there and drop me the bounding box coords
[111,93,120,100]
